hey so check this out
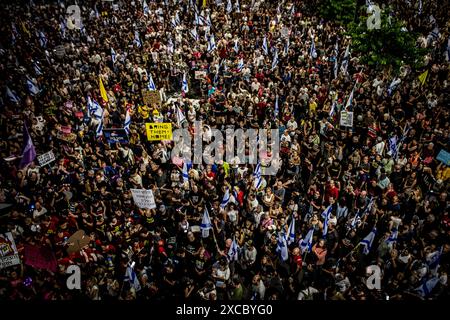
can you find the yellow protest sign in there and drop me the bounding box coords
[145,123,173,141]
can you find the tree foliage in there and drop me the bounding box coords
[319,0,357,26]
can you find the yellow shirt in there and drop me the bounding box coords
[436,167,450,182]
[309,101,317,113]
[138,105,150,119]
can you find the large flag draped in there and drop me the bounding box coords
[360,227,377,255]
[20,123,37,168]
[99,77,109,102]
[201,207,213,238]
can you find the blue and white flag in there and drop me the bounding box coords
[344,85,355,110]
[253,162,262,189]
[385,228,398,245]
[276,231,289,261]
[271,49,279,70]
[350,211,361,230]
[6,86,20,104]
[134,31,142,48]
[60,20,66,39]
[207,34,216,53]
[38,31,47,48]
[299,228,314,254]
[147,73,156,91]
[33,61,43,76]
[284,38,290,56]
[274,95,279,119]
[87,96,103,120]
[388,136,398,158]
[287,215,296,245]
[111,47,117,65]
[262,36,268,55]
[182,160,189,183]
[143,0,149,16]
[329,97,337,117]
[387,77,401,96]
[427,247,443,273]
[96,113,104,137]
[237,58,244,72]
[201,207,213,238]
[182,72,189,93]
[418,0,422,15]
[190,26,199,41]
[226,0,232,13]
[220,188,231,209]
[415,276,439,298]
[27,77,40,96]
[321,205,333,236]
[20,123,36,168]
[124,261,141,292]
[228,237,239,262]
[290,4,295,16]
[124,107,131,136]
[235,0,240,12]
[341,45,350,75]
[167,38,174,54]
[333,41,339,78]
[233,39,239,53]
[310,36,317,58]
[360,227,377,255]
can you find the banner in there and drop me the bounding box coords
[145,123,173,141]
[37,150,56,167]
[103,128,129,144]
[142,90,161,105]
[0,232,21,270]
[130,189,156,209]
[195,70,207,80]
[436,149,450,166]
[340,111,354,127]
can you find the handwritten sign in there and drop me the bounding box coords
[130,189,156,209]
[436,149,450,166]
[142,90,161,105]
[340,111,354,127]
[0,232,21,270]
[145,123,173,141]
[37,150,56,167]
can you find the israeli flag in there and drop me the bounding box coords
[276,232,289,261]
[262,36,268,55]
[253,162,262,189]
[182,160,189,183]
[387,77,401,96]
[235,0,240,12]
[360,227,377,255]
[418,0,422,15]
[220,188,231,209]
[271,49,279,70]
[190,27,199,41]
[321,205,333,236]
[290,4,295,16]
[333,41,339,78]
[228,237,239,262]
[96,113,104,137]
[167,38,174,54]
[88,96,103,120]
[33,61,43,76]
[60,20,66,39]
[284,38,290,56]
[111,47,117,65]
[388,136,398,158]
[38,31,48,48]
[427,247,443,272]
[143,0,149,16]
[274,95,279,119]
[206,13,212,27]
[207,34,216,53]
[226,0,232,13]
[287,215,295,245]
[350,211,361,230]
[329,98,337,117]
[300,228,314,254]
[201,207,213,238]
[134,31,142,48]
[341,45,350,75]
[237,58,244,72]
[344,85,355,110]
[124,108,131,136]
[147,73,156,91]
[385,228,398,245]
[233,39,239,53]
[310,36,317,58]
[6,86,20,104]
[182,72,189,93]
[415,276,439,298]
[124,261,141,292]
[429,26,441,41]
[27,77,40,96]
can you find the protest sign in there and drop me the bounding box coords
[130,189,156,209]
[0,232,21,270]
[103,128,129,144]
[142,90,161,105]
[436,149,450,166]
[37,150,56,167]
[340,111,354,127]
[145,123,173,141]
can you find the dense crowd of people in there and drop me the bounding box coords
[0,0,449,301]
